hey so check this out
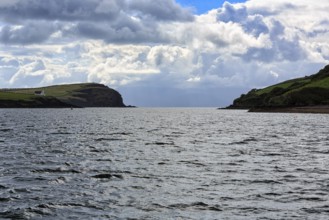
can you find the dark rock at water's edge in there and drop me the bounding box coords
[249,106,329,114]
[225,64,329,113]
[0,83,128,108]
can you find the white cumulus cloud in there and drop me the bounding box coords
[0,0,328,106]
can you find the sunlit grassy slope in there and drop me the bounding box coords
[0,92,34,101]
[0,83,125,107]
[229,65,329,108]
[0,83,92,100]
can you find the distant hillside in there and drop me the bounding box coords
[0,83,126,108]
[227,65,329,112]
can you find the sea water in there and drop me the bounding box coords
[0,108,329,219]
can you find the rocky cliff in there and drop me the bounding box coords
[0,83,126,108]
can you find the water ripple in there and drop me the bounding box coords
[0,108,329,219]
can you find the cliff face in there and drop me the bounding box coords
[0,83,126,108]
[60,83,126,107]
[227,65,329,109]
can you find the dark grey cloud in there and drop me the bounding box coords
[0,21,55,44]
[0,0,194,45]
[0,0,124,22]
[75,21,167,44]
[0,0,193,23]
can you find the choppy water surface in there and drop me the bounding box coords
[1,108,329,219]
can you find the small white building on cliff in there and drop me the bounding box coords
[34,90,45,96]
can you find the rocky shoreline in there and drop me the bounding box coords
[249,105,329,114]
[0,97,79,108]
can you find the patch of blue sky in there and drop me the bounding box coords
[176,0,246,14]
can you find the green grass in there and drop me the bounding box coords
[255,82,294,95]
[306,77,329,88]
[0,82,125,108]
[0,83,96,103]
[270,77,329,96]
[255,78,311,95]
[0,91,34,101]
[2,83,94,100]
[231,65,329,108]
[43,84,92,97]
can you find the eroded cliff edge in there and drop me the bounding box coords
[0,83,127,108]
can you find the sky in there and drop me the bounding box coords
[0,0,328,107]
[176,0,245,14]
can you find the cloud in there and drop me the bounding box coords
[216,2,316,63]
[217,2,248,23]
[216,2,269,38]
[0,0,124,22]
[84,43,197,86]
[0,0,193,23]
[0,0,193,45]
[0,21,56,44]
[75,21,167,44]
[0,0,329,106]
[129,0,194,22]
[0,57,19,67]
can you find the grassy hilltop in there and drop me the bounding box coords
[0,83,126,108]
[227,65,329,112]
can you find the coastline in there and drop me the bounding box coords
[249,105,329,114]
[0,83,127,108]
[0,97,79,108]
